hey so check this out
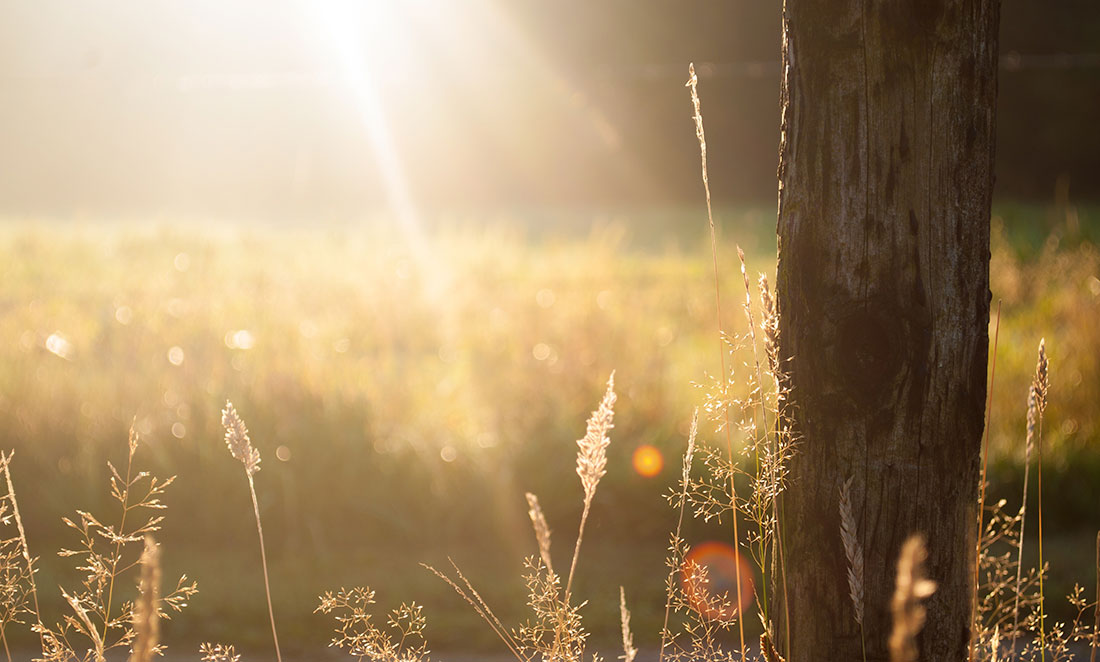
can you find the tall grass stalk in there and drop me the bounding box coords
[1010,339,1048,657]
[738,250,793,654]
[102,426,140,643]
[687,60,747,662]
[248,476,281,662]
[130,535,161,662]
[758,273,792,654]
[200,643,242,662]
[971,299,1002,661]
[737,247,788,646]
[659,410,697,662]
[736,246,770,623]
[565,372,616,603]
[221,402,283,662]
[619,587,637,662]
[424,560,525,662]
[0,452,44,650]
[62,588,105,661]
[1034,341,1049,662]
[1092,531,1099,662]
[525,492,554,575]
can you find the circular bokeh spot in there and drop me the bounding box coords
[632,444,664,478]
[681,541,755,621]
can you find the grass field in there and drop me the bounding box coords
[0,203,1097,655]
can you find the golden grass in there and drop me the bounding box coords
[199,643,241,662]
[221,402,282,662]
[0,429,196,662]
[658,410,696,662]
[889,535,937,662]
[0,451,42,658]
[687,60,747,662]
[1093,532,1099,662]
[315,587,429,662]
[423,376,618,662]
[525,493,554,576]
[567,372,616,601]
[130,536,160,662]
[973,300,1003,662]
[1032,340,1051,661]
[618,587,636,662]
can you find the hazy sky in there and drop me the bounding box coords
[1,1,1095,220]
[0,1,786,219]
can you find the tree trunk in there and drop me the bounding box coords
[774,2,999,661]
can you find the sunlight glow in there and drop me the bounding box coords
[306,2,442,289]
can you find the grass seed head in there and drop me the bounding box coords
[576,373,616,503]
[759,273,780,375]
[222,401,261,475]
[619,586,637,662]
[200,643,241,662]
[525,492,554,574]
[1025,339,1050,453]
[1034,338,1049,414]
[838,476,865,627]
[683,411,698,489]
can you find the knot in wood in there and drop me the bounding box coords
[834,308,906,405]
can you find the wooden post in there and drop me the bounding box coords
[775,1,1000,659]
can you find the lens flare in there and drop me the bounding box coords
[631,444,664,478]
[681,541,755,621]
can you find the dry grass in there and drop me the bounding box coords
[199,643,241,662]
[568,373,616,601]
[687,60,747,661]
[525,494,554,576]
[618,587,636,662]
[889,535,937,662]
[838,476,866,659]
[659,406,758,662]
[658,410,696,662]
[1093,533,1099,662]
[0,430,196,662]
[424,559,525,661]
[130,536,160,662]
[423,375,617,662]
[974,300,1004,661]
[315,587,429,662]
[1034,340,1051,661]
[970,334,1099,662]
[221,402,281,662]
[0,451,42,659]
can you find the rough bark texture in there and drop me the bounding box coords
[775,2,999,661]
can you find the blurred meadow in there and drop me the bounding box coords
[2,202,1098,653]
